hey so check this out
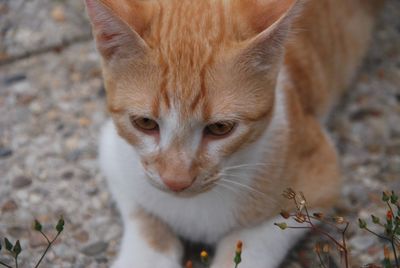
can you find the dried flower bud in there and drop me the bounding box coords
[4,238,13,251]
[371,215,380,224]
[322,243,330,253]
[314,243,321,253]
[313,212,324,219]
[295,213,306,223]
[390,191,398,204]
[283,188,296,199]
[56,215,65,233]
[280,210,291,219]
[333,216,345,224]
[13,240,21,257]
[382,191,390,202]
[358,218,367,229]
[33,219,42,232]
[274,222,288,230]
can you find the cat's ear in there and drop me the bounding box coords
[236,0,304,70]
[85,0,152,62]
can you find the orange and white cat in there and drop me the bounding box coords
[85,0,382,267]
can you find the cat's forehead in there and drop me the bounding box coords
[139,1,236,120]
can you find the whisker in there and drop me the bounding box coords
[213,181,241,196]
[219,178,267,197]
[222,162,282,172]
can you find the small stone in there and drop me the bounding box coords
[74,230,90,243]
[0,147,12,158]
[29,193,42,204]
[62,170,74,180]
[8,226,28,238]
[3,74,26,86]
[12,176,32,189]
[82,241,109,256]
[2,199,18,212]
[78,117,91,127]
[51,5,66,22]
[350,108,382,121]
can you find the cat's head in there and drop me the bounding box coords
[86,0,302,194]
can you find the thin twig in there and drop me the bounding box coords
[0,260,12,268]
[315,248,328,268]
[391,238,400,268]
[364,227,391,242]
[34,232,61,268]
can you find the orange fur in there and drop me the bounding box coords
[86,0,382,253]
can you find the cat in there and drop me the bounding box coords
[85,0,383,267]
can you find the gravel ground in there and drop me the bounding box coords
[0,1,399,267]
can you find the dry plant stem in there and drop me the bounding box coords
[0,260,12,268]
[303,206,349,268]
[34,231,61,268]
[392,239,400,268]
[14,257,17,268]
[315,250,328,268]
[386,202,400,268]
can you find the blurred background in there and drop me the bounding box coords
[0,0,399,267]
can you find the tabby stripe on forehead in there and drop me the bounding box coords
[194,1,227,118]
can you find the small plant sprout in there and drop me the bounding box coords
[358,191,400,268]
[234,240,243,268]
[0,216,65,268]
[276,188,350,268]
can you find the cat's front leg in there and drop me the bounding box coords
[112,207,183,268]
[211,217,307,268]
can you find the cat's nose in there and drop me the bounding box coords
[161,177,194,192]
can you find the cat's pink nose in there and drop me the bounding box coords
[162,178,194,192]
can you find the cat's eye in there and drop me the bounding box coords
[130,116,159,133]
[205,121,236,137]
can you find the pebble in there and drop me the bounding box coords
[7,226,28,238]
[73,230,90,243]
[1,199,18,212]
[3,74,27,85]
[81,241,109,256]
[12,175,32,189]
[0,147,13,158]
[51,5,66,22]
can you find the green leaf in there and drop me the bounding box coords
[383,192,390,202]
[4,238,13,251]
[371,215,380,224]
[33,219,42,232]
[56,216,65,233]
[358,219,367,229]
[13,240,21,257]
[391,191,398,204]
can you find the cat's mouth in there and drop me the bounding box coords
[145,174,218,197]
